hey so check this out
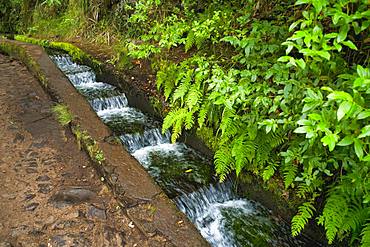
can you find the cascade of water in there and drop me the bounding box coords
[90,95,129,112]
[120,128,171,153]
[49,53,317,247]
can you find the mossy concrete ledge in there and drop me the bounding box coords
[0,38,209,247]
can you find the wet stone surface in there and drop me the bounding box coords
[0,54,167,246]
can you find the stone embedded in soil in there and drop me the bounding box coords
[38,184,52,194]
[51,220,77,230]
[49,234,91,247]
[87,205,107,220]
[49,187,97,208]
[25,202,39,211]
[36,175,50,181]
[13,133,24,143]
[24,193,36,201]
[103,226,126,247]
[26,168,38,174]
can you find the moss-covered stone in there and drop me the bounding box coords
[14,35,102,71]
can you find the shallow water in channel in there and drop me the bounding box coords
[50,54,318,247]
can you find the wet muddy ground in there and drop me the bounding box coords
[0,54,169,246]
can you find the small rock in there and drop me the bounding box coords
[49,187,96,208]
[13,133,24,143]
[10,225,28,237]
[38,184,52,194]
[49,234,91,247]
[103,226,126,247]
[28,228,44,236]
[26,168,38,174]
[24,194,36,201]
[36,175,50,182]
[25,202,39,211]
[87,205,107,220]
[51,220,76,230]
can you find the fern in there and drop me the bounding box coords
[185,30,195,52]
[172,80,191,104]
[291,201,316,236]
[262,163,276,182]
[197,102,209,128]
[186,83,203,110]
[319,192,348,244]
[283,162,298,189]
[215,145,234,182]
[361,223,370,247]
[231,135,248,176]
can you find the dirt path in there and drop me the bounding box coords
[0,54,168,246]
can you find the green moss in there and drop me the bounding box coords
[52,104,73,126]
[71,125,105,165]
[14,35,102,71]
[0,39,49,86]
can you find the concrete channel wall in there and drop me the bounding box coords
[0,38,209,247]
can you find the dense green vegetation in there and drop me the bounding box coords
[1,0,369,245]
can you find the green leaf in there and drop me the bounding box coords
[357,110,370,120]
[321,134,339,151]
[296,58,306,69]
[295,0,310,5]
[327,91,353,102]
[357,65,368,78]
[278,56,291,62]
[294,126,310,134]
[353,139,364,159]
[337,101,352,121]
[337,24,349,43]
[341,41,357,50]
[358,125,370,138]
[337,136,353,146]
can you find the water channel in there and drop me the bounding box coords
[50,53,319,247]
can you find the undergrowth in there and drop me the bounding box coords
[3,0,370,245]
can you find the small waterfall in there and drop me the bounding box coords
[132,143,185,168]
[175,182,306,247]
[90,95,128,112]
[67,71,96,85]
[120,128,171,153]
[49,53,317,247]
[51,55,91,74]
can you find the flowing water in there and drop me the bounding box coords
[50,54,319,247]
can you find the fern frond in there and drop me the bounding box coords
[172,80,191,104]
[186,84,203,110]
[164,79,176,100]
[231,135,248,176]
[262,163,276,182]
[291,201,315,236]
[218,107,238,138]
[320,192,348,244]
[215,145,234,182]
[185,30,195,52]
[184,110,195,130]
[198,102,209,128]
[283,162,298,189]
[361,223,370,247]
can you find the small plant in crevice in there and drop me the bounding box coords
[52,104,73,126]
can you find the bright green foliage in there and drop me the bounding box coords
[121,0,370,245]
[12,0,370,245]
[52,104,73,126]
[291,201,316,237]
